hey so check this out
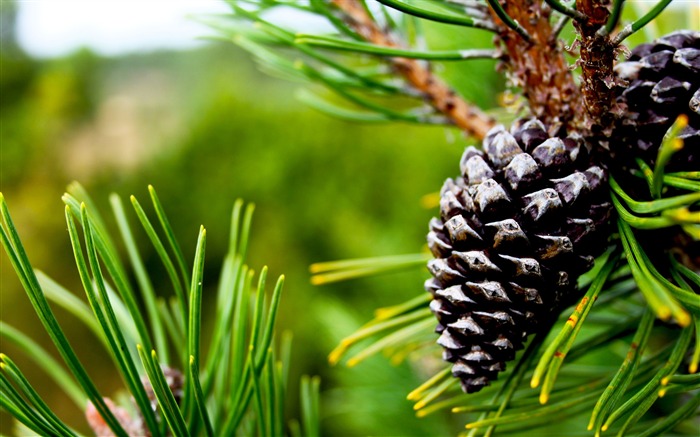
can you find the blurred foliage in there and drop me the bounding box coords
[0,4,506,434]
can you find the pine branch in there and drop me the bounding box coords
[486,0,583,129]
[330,0,496,140]
[573,0,616,131]
[209,2,698,435]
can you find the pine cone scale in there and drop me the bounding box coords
[611,31,700,176]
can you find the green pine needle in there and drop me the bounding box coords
[295,33,498,61]
[587,309,655,434]
[545,0,587,21]
[188,356,214,437]
[636,391,700,437]
[347,317,434,368]
[0,355,77,437]
[408,367,452,401]
[485,0,533,43]
[73,203,161,435]
[311,252,431,285]
[0,323,85,409]
[300,375,322,437]
[531,250,622,403]
[0,187,320,437]
[0,194,130,437]
[0,367,64,436]
[610,176,700,214]
[603,0,625,35]
[111,193,169,361]
[138,346,189,437]
[652,115,689,199]
[602,325,693,434]
[296,89,406,124]
[611,194,680,229]
[613,0,674,44]
[34,271,106,347]
[375,0,497,30]
[130,195,189,335]
[149,186,193,299]
[618,219,690,325]
[184,225,207,422]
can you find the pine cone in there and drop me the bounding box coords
[426,120,612,393]
[612,30,700,178]
[611,30,700,268]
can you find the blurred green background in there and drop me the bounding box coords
[1,1,695,436]
[0,2,499,435]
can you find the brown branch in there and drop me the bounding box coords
[330,0,495,140]
[574,0,615,132]
[488,0,582,131]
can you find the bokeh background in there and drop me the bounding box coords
[0,1,696,436]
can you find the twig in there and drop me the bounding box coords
[330,0,496,140]
[573,0,616,130]
[611,0,672,45]
[487,0,582,128]
[599,0,624,36]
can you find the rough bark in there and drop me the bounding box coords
[489,0,583,132]
[574,0,615,132]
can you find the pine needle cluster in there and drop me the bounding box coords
[0,184,320,436]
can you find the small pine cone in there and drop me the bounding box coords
[86,398,144,437]
[141,366,184,412]
[611,30,700,178]
[426,120,612,393]
[611,30,700,268]
[84,368,184,437]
